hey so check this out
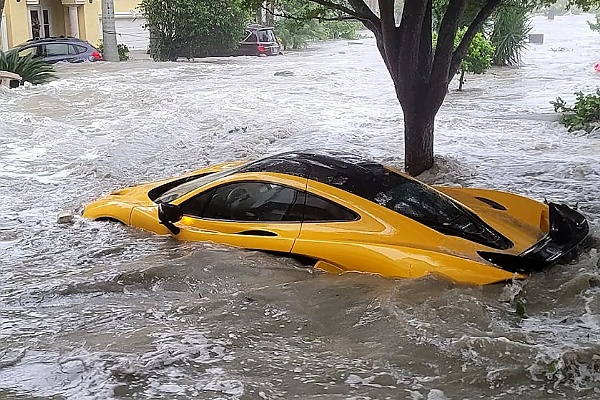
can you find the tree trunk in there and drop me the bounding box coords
[458,69,465,91]
[403,109,435,176]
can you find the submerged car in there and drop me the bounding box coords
[83,152,589,285]
[13,37,102,64]
[235,24,282,56]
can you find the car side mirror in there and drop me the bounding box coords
[158,203,183,235]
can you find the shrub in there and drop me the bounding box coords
[0,50,55,85]
[140,0,249,61]
[551,90,600,133]
[97,41,130,61]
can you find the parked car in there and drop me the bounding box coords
[83,151,589,285]
[235,24,282,56]
[13,37,102,64]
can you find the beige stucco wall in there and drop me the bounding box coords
[4,0,29,47]
[115,0,141,13]
[80,0,101,45]
[3,0,102,48]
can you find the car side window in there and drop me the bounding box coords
[43,43,70,56]
[303,193,358,222]
[74,44,88,54]
[243,31,257,43]
[182,182,300,222]
[18,47,37,57]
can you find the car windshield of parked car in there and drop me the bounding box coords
[153,168,241,204]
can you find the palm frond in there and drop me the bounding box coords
[0,50,56,85]
[490,6,532,66]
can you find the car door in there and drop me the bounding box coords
[291,188,393,274]
[174,180,305,253]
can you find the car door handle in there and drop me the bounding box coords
[236,230,278,237]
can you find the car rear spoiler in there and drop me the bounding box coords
[478,203,589,274]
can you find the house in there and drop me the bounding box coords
[0,0,148,51]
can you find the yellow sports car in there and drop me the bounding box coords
[83,152,589,285]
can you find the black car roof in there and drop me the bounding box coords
[20,36,87,47]
[27,36,84,42]
[239,151,392,199]
[246,24,275,31]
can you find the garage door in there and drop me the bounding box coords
[99,13,149,51]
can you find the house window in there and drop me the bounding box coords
[42,10,51,38]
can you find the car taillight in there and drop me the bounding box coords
[91,51,102,60]
[257,45,266,53]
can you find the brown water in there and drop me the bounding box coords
[0,13,599,399]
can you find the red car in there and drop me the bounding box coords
[235,25,282,56]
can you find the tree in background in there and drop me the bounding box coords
[272,0,599,176]
[489,4,532,66]
[248,0,360,49]
[140,0,249,61]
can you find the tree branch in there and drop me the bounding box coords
[430,0,468,87]
[449,0,503,77]
[377,0,401,76]
[396,0,428,84]
[307,0,373,20]
[264,6,358,22]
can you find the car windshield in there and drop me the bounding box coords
[372,172,463,225]
[153,167,240,204]
[369,168,510,249]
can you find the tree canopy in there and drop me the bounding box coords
[140,0,250,61]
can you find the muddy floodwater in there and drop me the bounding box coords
[1,13,600,400]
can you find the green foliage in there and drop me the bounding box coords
[588,11,600,31]
[272,0,359,50]
[551,90,600,133]
[515,299,527,317]
[275,18,359,50]
[489,5,532,66]
[0,50,55,85]
[97,41,130,61]
[433,27,494,90]
[139,0,250,61]
[458,28,495,75]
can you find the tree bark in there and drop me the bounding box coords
[403,109,435,176]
